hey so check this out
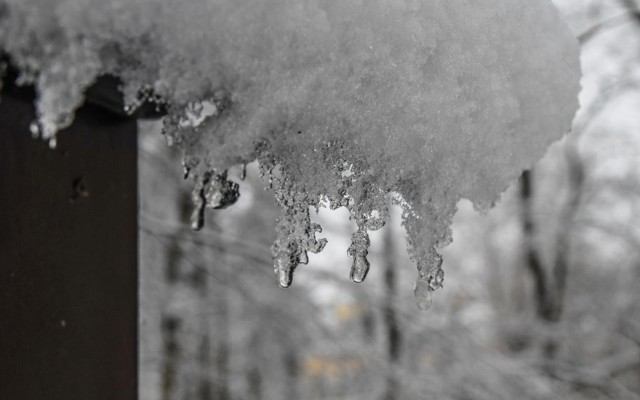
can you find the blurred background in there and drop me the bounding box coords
[139,0,640,399]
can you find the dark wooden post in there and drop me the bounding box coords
[0,80,138,400]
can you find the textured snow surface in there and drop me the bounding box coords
[0,0,580,306]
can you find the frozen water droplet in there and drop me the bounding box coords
[190,195,206,231]
[189,171,240,230]
[350,254,370,283]
[276,265,293,287]
[29,121,40,138]
[273,245,297,288]
[190,177,207,231]
[204,172,239,209]
[414,279,433,311]
[347,228,370,283]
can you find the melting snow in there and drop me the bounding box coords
[0,0,580,306]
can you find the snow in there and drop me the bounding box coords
[0,0,580,306]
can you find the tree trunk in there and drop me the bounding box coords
[519,152,585,364]
[519,170,553,322]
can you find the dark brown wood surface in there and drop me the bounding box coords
[0,84,138,400]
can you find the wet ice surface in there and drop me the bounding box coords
[0,0,580,306]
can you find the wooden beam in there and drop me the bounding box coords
[0,81,138,400]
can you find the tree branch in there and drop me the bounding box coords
[520,170,553,321]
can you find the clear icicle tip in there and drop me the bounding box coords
[347,228,371,283]
[349,254,370,283]
[190,184,206,231]
[190,203,205,231]
[274,249,295,288]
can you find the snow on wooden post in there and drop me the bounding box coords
[0,77,138,400]
[0,0,580,308]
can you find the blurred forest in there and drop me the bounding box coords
[139,0,640,399]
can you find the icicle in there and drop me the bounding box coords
[240,163,247,181]
[271,206,327,287]
[414,253,444,310]
[190,175,207,231]
[204,171,239,209]
[273,241,298,288]
[350,255,370,283]
[189,170,240,230]
[258,144,328,286]
[348,228,371,283]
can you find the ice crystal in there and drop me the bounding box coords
[189,170,240,231]
[0,0,580,306]
[348,229,371,283]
